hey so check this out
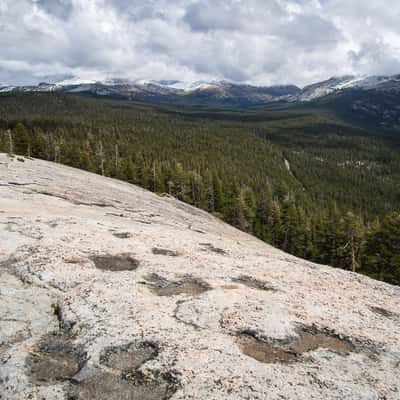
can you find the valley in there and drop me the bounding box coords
[1,91,399,285]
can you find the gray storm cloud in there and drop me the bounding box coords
[1,0,400,86]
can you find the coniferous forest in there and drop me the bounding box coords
[1,92,399,285]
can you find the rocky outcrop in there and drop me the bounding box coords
[0,153,399,399]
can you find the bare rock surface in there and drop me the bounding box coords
[0,153,399,400]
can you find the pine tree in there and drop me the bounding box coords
[239,186,256,233]
[254,190,274,241]
[124,158,136,183]
[212,173,224,212]
[362,212,400,285]
[5,129,14,155]
[342,211,363,272]
[13,123,30,156]
[224,181,242,228]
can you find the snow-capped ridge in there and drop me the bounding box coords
[56,77,99,86]
[298,74,400,101]
[1,73,400,104]
[133,79,227,92]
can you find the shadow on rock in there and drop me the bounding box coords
[152,248,180,257]
[369,305,399,320]
[232,275,278,292]
[199,243,227,255]
[112,232,133,239]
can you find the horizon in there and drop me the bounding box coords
[2,1,400,87]
[1,72,398,91]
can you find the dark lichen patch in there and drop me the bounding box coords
[232,275,277,292]
[143,273,211,297]
[26,332,85,384]
[192,229,205,234]
[199,243,226,255]
[0,330,29,359]
[0,344,9,358]
[51,302,76,333]
[100,342,158,373]
[0,256,18,271]
[44,220,59,228]
[70,373,137,400]
[72,370,178,400]
[90,254,139,271]
[124,370,179,400]
[237,326,354,364]
[112,232,133,239]
[369,305,399,319]
[152,248,180,257]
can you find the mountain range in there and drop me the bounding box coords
[2,74,400,107]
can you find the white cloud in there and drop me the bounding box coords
[1,0,400,86]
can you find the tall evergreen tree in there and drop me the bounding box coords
[362,212,400,285]
[13,123,30,156]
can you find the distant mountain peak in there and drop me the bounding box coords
[1,73,400,105]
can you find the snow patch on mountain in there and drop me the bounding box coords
[297,74,399,101]
[56,77,98,86]
[134,79,225,92]
[2,73,400,104]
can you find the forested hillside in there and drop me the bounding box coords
[1,92,399,284]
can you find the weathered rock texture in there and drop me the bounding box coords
[0,153,399,399]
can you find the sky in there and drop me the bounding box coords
[1,0,400,87]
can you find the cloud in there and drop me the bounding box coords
[34,0,74,19]
[0,0,400,86]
